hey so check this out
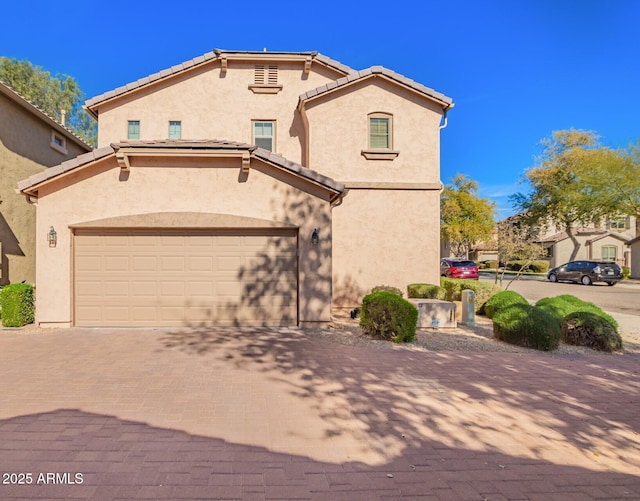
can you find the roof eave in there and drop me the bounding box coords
[299,71,453,111]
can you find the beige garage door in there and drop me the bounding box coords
[74,228,298,327]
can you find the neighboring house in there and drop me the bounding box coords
[18,49,453,328]
[538,216,637,269]
[628,235,640,278]
[0,81,91,286]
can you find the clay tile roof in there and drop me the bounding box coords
[0,80,92,150]
[18,140,345,196]
[586,232,631,245]
[17,146,114,192]
[85,49,355,113]
[299,65,453,109]
[252,148,344,194]
[112,139,256,150]
[538,231,569,243]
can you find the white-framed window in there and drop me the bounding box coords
[127,120,140,140]
[361,112,399,160]
[602,246,617,261]
[609,217,627,230]
[369,113,392,149]
[50,130,68,154]
[253,121,275,151]
[168,121,182,139]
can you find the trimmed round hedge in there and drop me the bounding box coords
[360,291,418,343]
[483,290,529,319]
[562,311,623,352]
[535,295,618,330]
[492,303,562,351]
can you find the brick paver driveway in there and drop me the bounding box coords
[1,326,639,500]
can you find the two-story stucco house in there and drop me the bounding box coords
[18,50,453,328]
[538,216,637,269]
[1,81,91,286]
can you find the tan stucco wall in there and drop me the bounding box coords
[332,188,441,307]
[550,236,630,269]
[87,55,447,313]
[0,92,89,285]
[303,78,443,184]
[33,156,333,327]
[303,79,444,306]
[95,60,342,164]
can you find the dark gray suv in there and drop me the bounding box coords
[547,260,623,286]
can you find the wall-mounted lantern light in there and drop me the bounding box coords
[47,226,57,248]
[311,228,319,245]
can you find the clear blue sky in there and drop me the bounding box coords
[2,0,638,218]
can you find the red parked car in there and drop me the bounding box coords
[440,258,479,280]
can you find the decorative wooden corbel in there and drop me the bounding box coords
[220,55,228,75]
[116,151,130,171]
[304,56,312,75]
[242,152,250,174]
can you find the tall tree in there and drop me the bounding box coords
[441,174,496,257]
[511,129,620,261]
[0,57,96,146]
[582,141,640,219]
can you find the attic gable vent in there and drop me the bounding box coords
[250,65,283,94]
[254,65,278,85]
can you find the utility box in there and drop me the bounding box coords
[460,289,475,327]
[408,299,457,328]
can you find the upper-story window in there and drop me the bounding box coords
[127,120,140,140]
[369,114,391,149]
[249,65,283,94]
[361,112,399,160]
[253,121,275,151]
[168,121,182,139]
[609,217,627,230]
[50,130,68,155]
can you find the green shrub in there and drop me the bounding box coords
[360,291,418,343]
[0,283,35,327]
[529,260,550,273]
[562,312,623,352]
[506,260,530,272]
[492,304,561,351]
[440,278,502,313]
[483,290,529,319]
[622,267,631,280]
[535,295,618,330]
[483,260,498,270]
[370,285,403,297]
[407,283,446,300]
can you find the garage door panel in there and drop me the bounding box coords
[160,281,185,295]
[189,256,213,272]
[105,281,129,296]
[76,256,102,272]
[132,256,157,271]
[131,281,156,296]
[74,230,298,327]
[160,256,185,272]
[187,281,215,296]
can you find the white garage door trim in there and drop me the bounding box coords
[73,228,298,327]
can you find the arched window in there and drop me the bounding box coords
[368,112,392,149]
[362,112,399,160]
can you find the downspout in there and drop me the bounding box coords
[439,108,449,130]
[296,99,310,167]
